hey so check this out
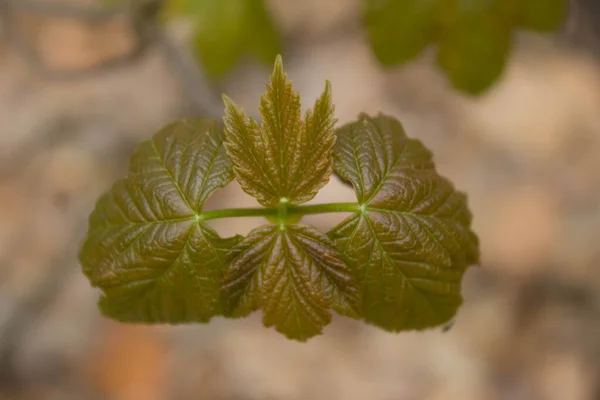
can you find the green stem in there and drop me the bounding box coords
[199,202,360,221]
[288,202,360,215]
[200,207,278,221]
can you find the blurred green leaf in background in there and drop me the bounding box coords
[105,0,567,92]
[169,0,281,78]
[364,0,567,94]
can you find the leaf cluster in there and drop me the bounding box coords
[104,0,566,93]
[364,0,567,94]
[80,56,480,341]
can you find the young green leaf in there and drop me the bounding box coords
[223,56,337,207]
[161,0,193,19]
[79,120,242,323]
[222,224,359,341]
[364,0,437,66]
[362,0,565,95]
[329,114,479,332]
[192,0,247,78]
[517,0,566,31]
[169,0,281,78]
[245,0,282,65]
[436,1,511,94]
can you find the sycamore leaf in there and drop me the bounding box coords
[223,55,337,207]
[329,114,479,332]
[222,224,359,341]
[79,120,242,323]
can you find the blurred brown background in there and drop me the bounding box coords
[1,0,600,399]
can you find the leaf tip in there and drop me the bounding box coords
[222,94,233,105]
[222,94,240,116]
[324,80,332,95]
[273,53,283,72]
[357,112,371,123]
[270,54,288,86]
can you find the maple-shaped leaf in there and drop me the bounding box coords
[222,224,359,341]
[79,120,242,323]
[329,114,479,332]
[222,55,337,207]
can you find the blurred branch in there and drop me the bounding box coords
[9,0,126,20]
[0,219,88,389]
[0,0,222,177]
[0,0,221,116]
[0,0,157,80]
[0,0,157,176]
[0,3,221,385]
[155,29,223,118]
[563,0,600,55]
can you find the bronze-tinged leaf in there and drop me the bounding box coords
[222,224,359,341]
[223,55,337,207]
[329,114,479,332]
[80,119,242,323]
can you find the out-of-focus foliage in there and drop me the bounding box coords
[106,0,566,93]
[105,0,281,77]
[167,0,281,77]
[364,0,567,94]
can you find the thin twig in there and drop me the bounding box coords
[155,28,223,119]
[0,219,88,389]
[0,0,222,180]
[0,0,222,117]
[561,0,600,55]
[0,0,153,80]
[8,0,126,20]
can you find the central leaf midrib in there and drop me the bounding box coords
[364,207,467,263]
[363,206,462,222]
[287,230,351,311]
[105,223,196,303]
[361,213,453,324]
[150,137,196,213]
[93,216,194,231]
[363,145,412,205]
[194,135,223,211]
[233,116,279,200]
[282,232,306,335]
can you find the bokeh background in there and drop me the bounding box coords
[1,0,600,399]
